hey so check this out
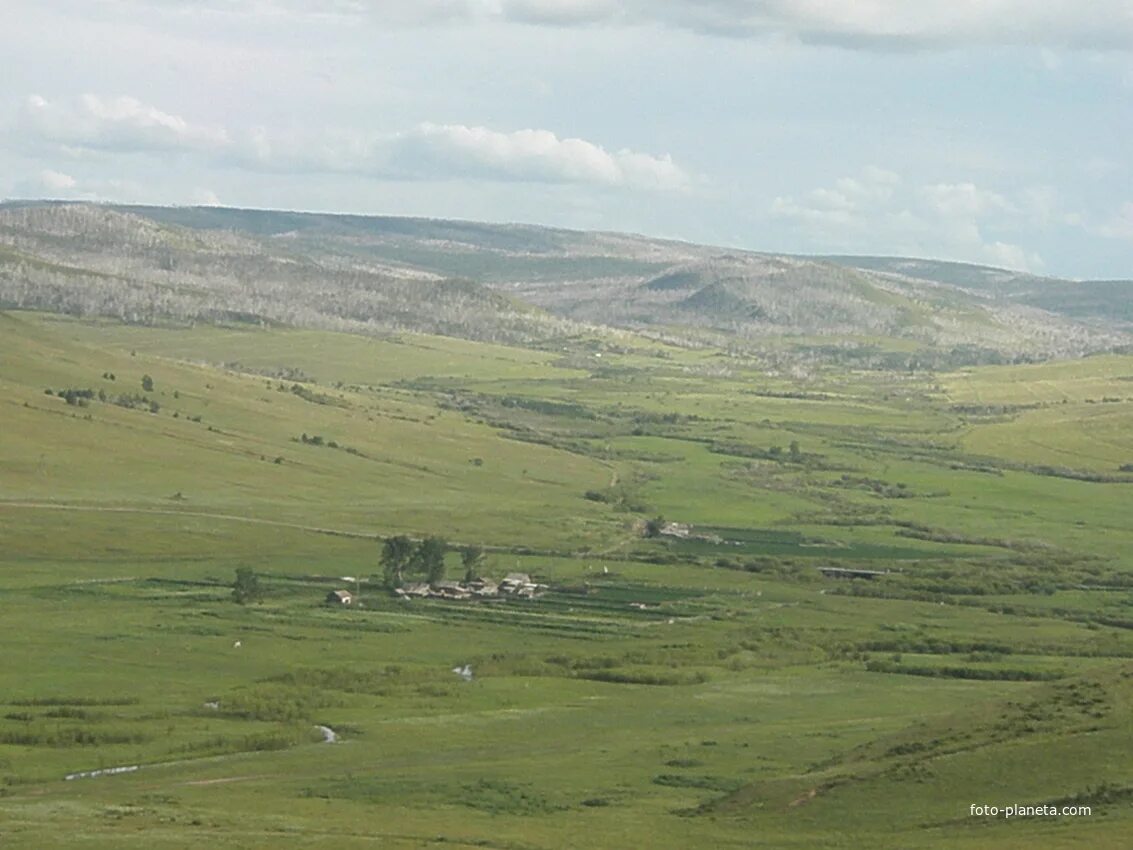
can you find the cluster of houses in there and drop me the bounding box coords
[324,573,547,606]
[658,522,723,544]
[395,573,548,601]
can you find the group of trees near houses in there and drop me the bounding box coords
[380,536,443,587]
[229,539,486,606]
[379,536,485,588]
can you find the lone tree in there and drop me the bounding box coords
[380,535,415,588]
[232,567,262,605]
[141,374,154,393]
[413,536,448,584]
[460,545,485,582]
[644,516,666,538]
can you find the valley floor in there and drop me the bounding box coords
[2,312,1132,848]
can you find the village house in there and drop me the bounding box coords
[395,582,432,598]
[471,580,499,597]
[326,589,353,605]
[500,572,531,592]
[659,522,692,538]
[499,572,547,597]
[433,581,472,600]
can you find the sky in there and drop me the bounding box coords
[2,1,1132,278]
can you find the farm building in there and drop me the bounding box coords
[659,522,692,538]
[391,576,546,600]
[433,581,472,600]
[326,589,353,605]
[470,580,499,597]
[500,572,547,597]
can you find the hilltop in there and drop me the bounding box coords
[823,254,1133,331]
[2,201,1130,363]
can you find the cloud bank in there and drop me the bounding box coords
[771,167,1064,271]
[20,94,230,154]
[15,95,688,191]
[138,0,1133,50]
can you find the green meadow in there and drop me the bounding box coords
[2,311,1132,848]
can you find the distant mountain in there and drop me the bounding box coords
[502,251,1129,359]
[1,202,1129,361]
[113,203,699,283]
[821,255,1133,331]
[0,203,576,344]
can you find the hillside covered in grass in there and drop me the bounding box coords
[3,297,1133,847]
[2,202,1132,849]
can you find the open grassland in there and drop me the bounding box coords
[0,313,614,549]
[3,311,1133,848]
[945,355,1133,405]
[944,355,1133,475]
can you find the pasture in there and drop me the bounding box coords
[2,311,1132,848]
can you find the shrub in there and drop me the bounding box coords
[864,660,1061,681]
[232,567,262,605]
[652,774,742,792]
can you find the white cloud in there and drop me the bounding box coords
[191,187,222,205]
[771,167,1052,271]
[983,241,1043,272]
[12,93,688,192]
[501,0,622,25]
[1098,202,1133,242]
[7,169,148,203]
[231,123,690,189]
[391,123,689,189]
[9,169,82,199]
[19,94,230,154]
[39,169,77,191]
[703,1,1133,50]
[921,182,1014,219]
[131,0,1133,50]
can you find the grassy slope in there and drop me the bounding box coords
[945,357,1133,472]
[0,313,614,548]
[3,312,1133,848]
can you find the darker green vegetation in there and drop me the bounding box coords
[45,385,160,413]
[460,545,484,582]
[231,567,263,605]
[379,535,448,587]
[863,659,1063,681]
